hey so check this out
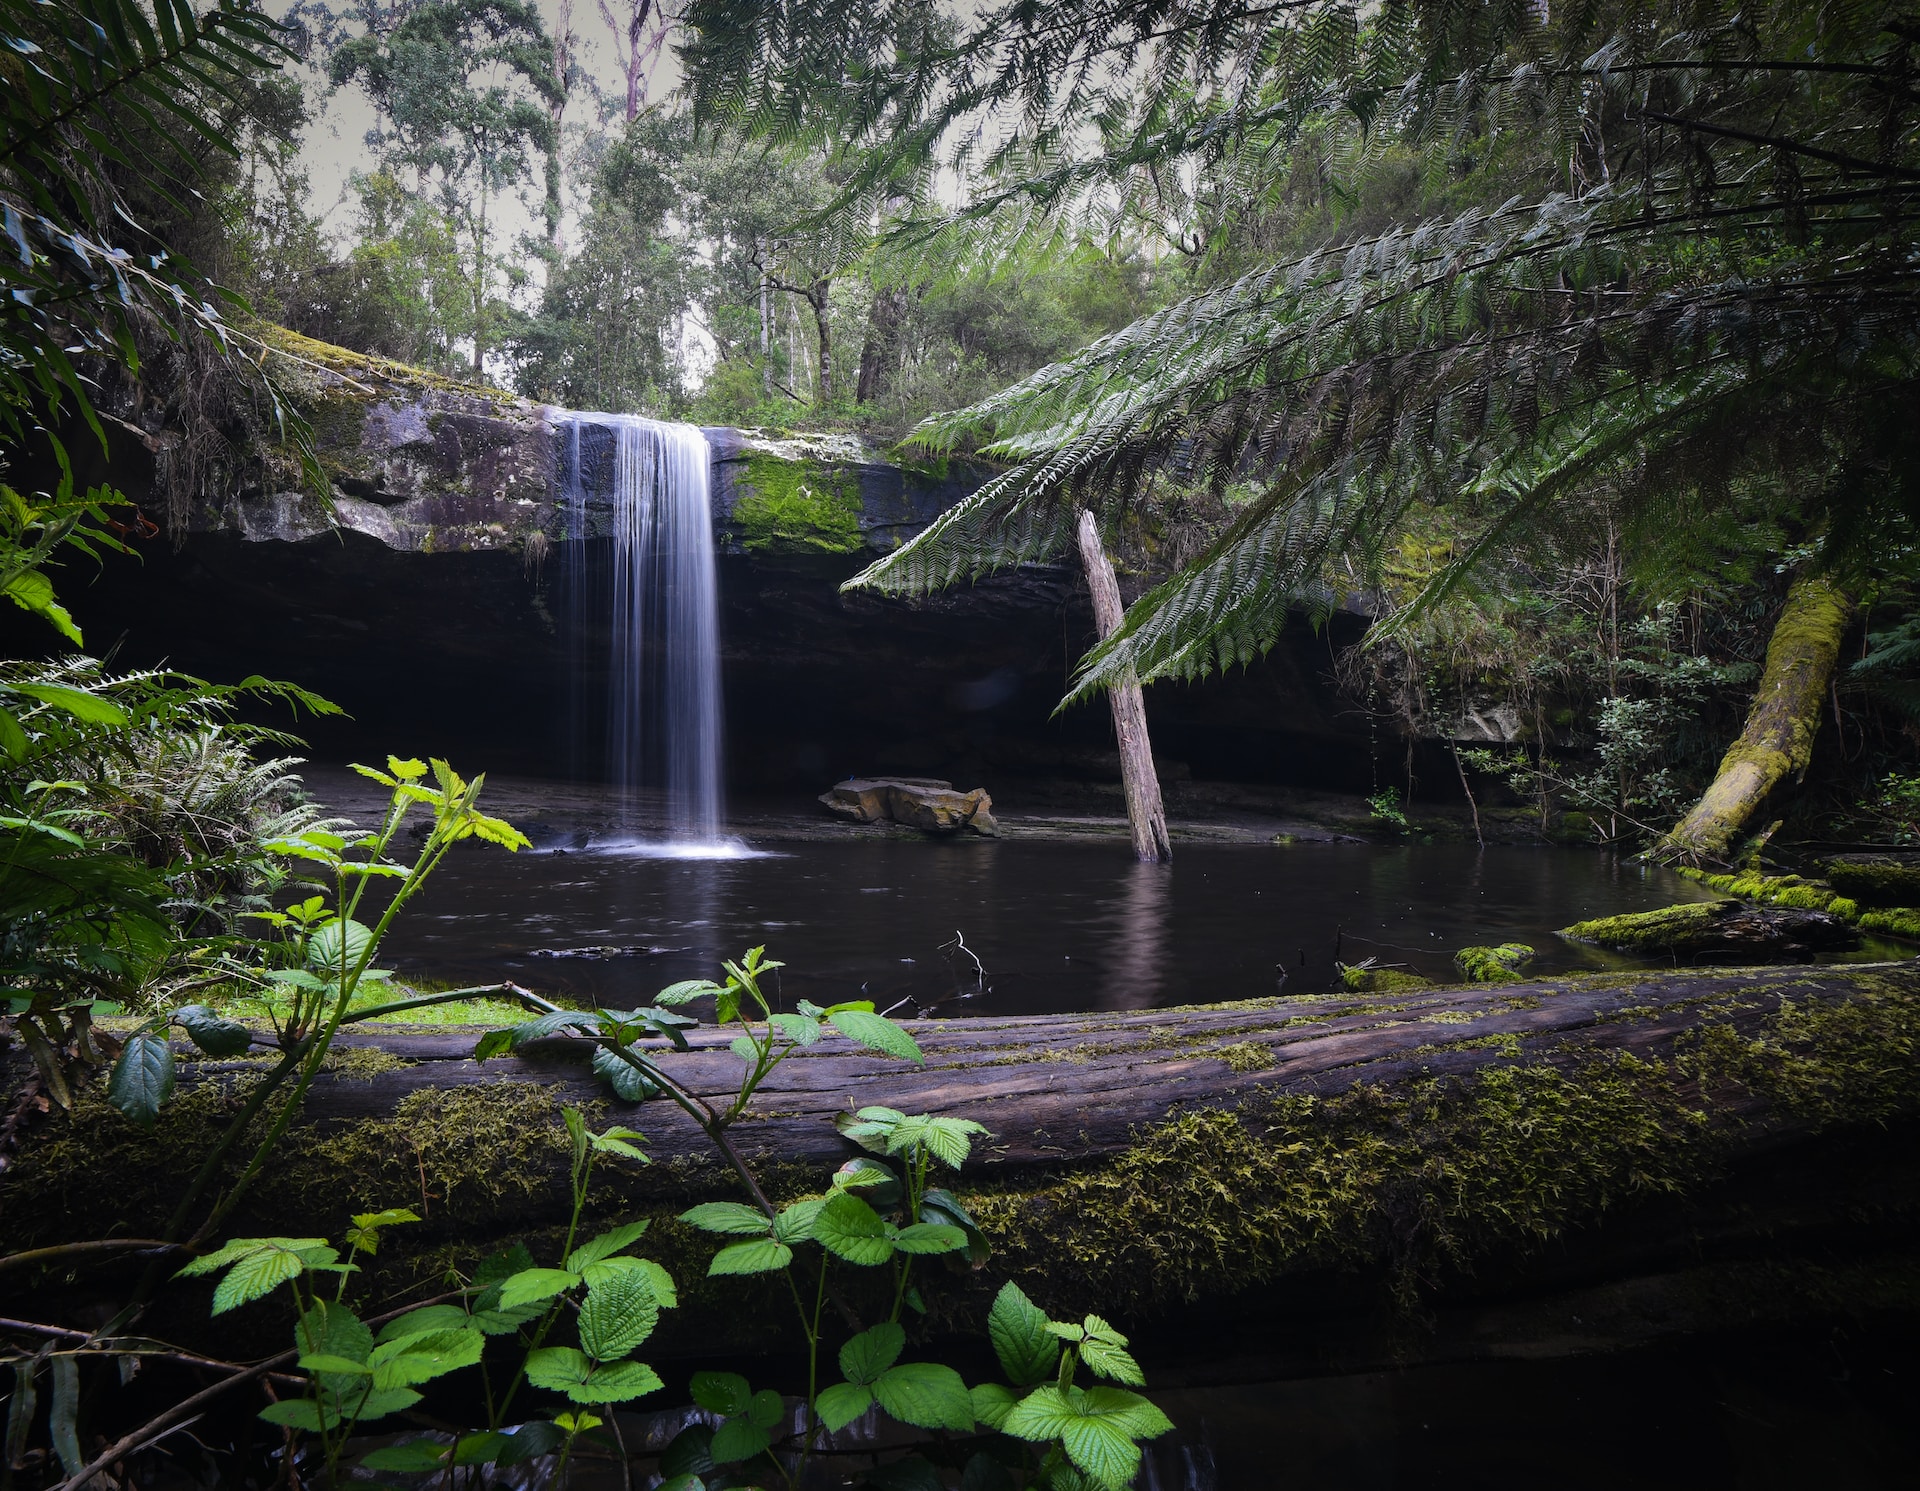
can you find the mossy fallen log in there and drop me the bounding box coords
[1561,900,1859,958]
[6,963,1920,1362]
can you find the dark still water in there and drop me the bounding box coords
[366,822,1721,1018]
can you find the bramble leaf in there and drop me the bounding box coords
[988,1282,1058,1387]
[816,1381,873,1432]
[828,1009,924,1063]
[679,1202,770,1236]
[708,1415,770,1464]
[812,1191,892,1266]
[839,1323,905,1385]
[708,1238,792,1275]
[566,1220,649,1273]
[873,1362,974,1432]
[497,1268,582,1310]
[577,1268,658,1360]
[689,1371,751,1416]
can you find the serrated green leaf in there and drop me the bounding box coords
[772,1197,824,1244]
[578,1268,657,1360]
[374,1305,470,1345]
[970,1382,1022,1430]
[368,1328,483,1389]
[210,1241,324,1314]
[567,1220,650,1272]
[833,1157,903,1206]
[873,1362,974,1432]
[988,1282,1058,1387]
[307,917,374,974]
[815,1381,873,1432]
[892,1222,969,1255]
[497,1268,581,1310]
[574,1359,663,1404]
[592,1044,660,1100]
[524,1347,593,1397]
[768,1012,821,1045]
[690,1371,751,1416]
[296,1353,372,1376]
[680,1202,770,1235]
[749,1388,783,1429]
[107,1032,174,1128]
[812,1190,893,1266]
[839,1323,905,1386]
[884,1113,990,1168]
[708,1237,792,1275]
[827,1009,924,1063]
[708,1415,770,1465]
[653,978,723,1006]
[473,1028,514,1061]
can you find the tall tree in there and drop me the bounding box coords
[330,0,561,377]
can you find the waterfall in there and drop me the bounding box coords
[558,412,726,850]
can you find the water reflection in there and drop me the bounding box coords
[374,825,1729,1018]
[1103,861,1172,1007]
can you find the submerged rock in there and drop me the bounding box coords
[820,776,999,836]
[1561,900,1859,960]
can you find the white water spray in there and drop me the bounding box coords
[558,413,727,851]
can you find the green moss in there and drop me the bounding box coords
[965,978,1920,1318]
[1675,867,1866,924]
[1563,902,1723,950]
[731,455,865,552]
[1215,1041,1277,1073]
[1452,943,1534,983]
[1337,964,1434,994]
[1859,908,1920,941]
[1825,859,1920,905]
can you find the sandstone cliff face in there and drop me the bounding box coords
[159,330,991,563]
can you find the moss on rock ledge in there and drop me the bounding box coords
[730,454,865,552]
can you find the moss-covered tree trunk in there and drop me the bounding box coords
[1661,573,1853,864]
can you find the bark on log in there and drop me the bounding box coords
[1662,573,1853,864]
[1075,510,1171,862]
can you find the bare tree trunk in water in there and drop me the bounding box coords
[1075,509,1171,862]
[1660,573,1853,865]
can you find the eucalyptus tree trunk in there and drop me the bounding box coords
[1660,573,1853,864]
[1076,510,1172,862]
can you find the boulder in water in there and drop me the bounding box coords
[820,776,999,836]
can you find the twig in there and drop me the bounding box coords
[0,1240,184,1276]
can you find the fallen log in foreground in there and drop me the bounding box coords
[6,962,1920,1366]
